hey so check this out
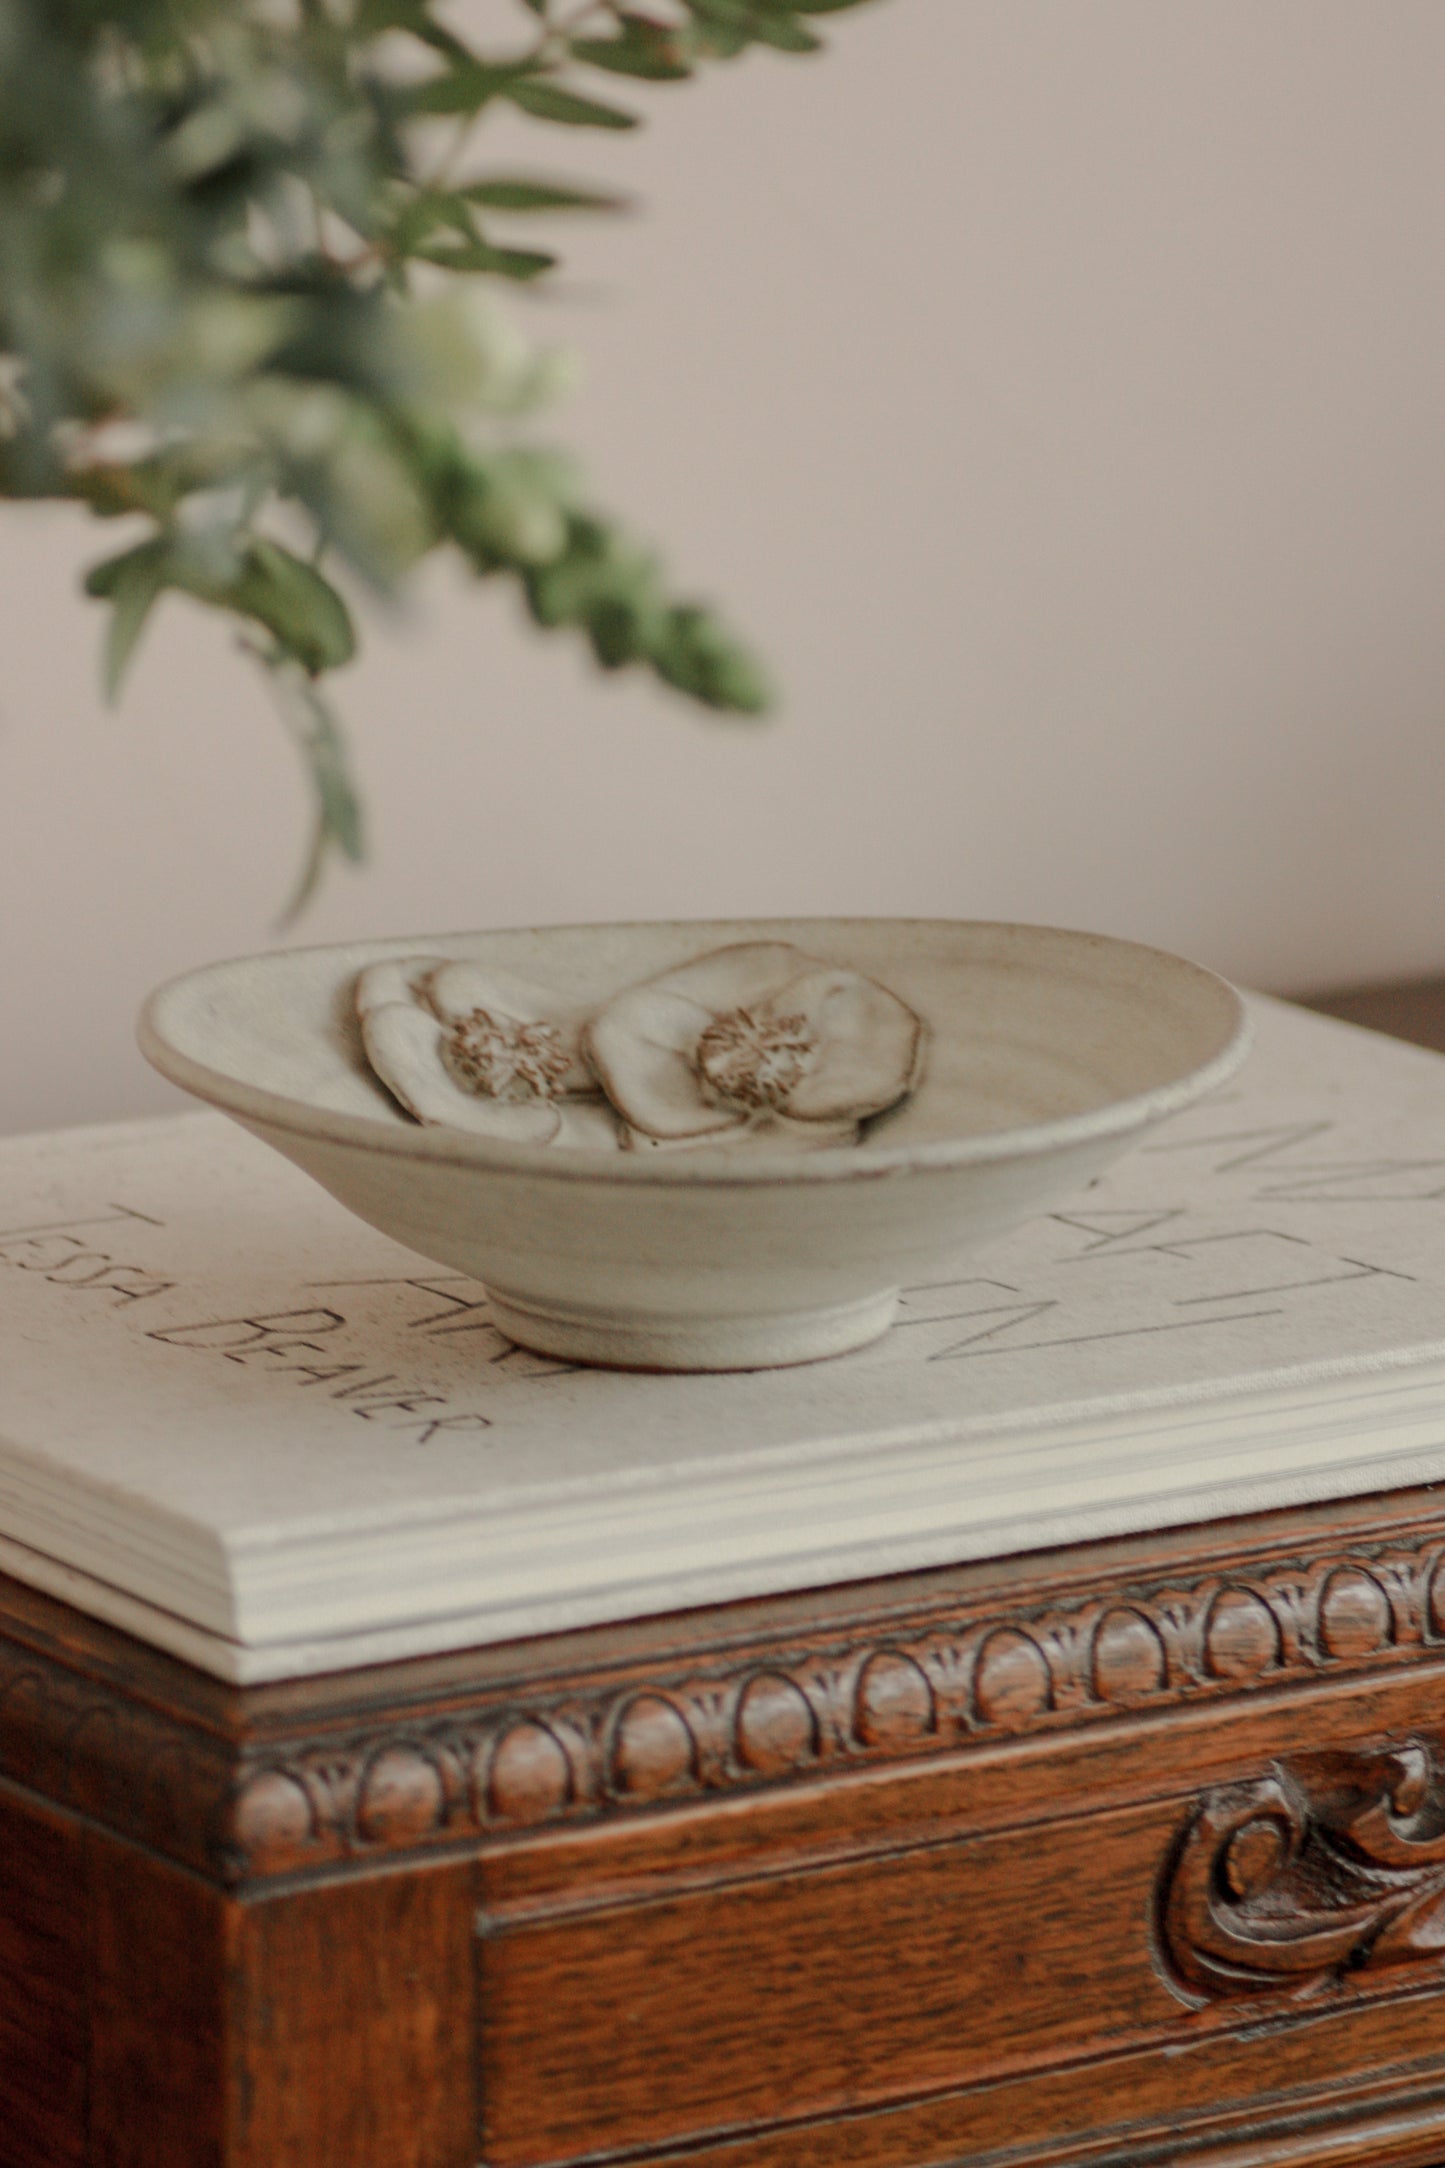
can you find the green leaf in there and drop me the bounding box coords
[521,518,618,626]
[104,564,167,700]
[413,238,556,280]
[405,61,535,117]
[512,507,773,712]
[463,177,628,213]
[416,433,572,567]
[653,604,772,710]
[228,543,357,675]
[689,21,749,56]
[684,0,821,44]
[74,461,184,523]
[84,540,162,604]
[86,539,171,700]
[88,537,356,683]
[389,188,478,254]
[744,12,823,52]
[507,80,640,130]
[263,660,366,926]
[353,0,431,30]
[683,0,756,26]
[569,16,694,81]
[792,0,878,12]
[567,43,690,83]
[588,594,658,668]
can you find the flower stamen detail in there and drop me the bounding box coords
[695,1007,818,1112]
[442,1009,571,1101]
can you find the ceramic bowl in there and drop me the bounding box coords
[138,919,1250,1371]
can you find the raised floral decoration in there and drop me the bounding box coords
[356,942,925,1154]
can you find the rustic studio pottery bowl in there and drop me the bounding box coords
[138,920,1250,1371]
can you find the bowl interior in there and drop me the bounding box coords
[141,919,1247,1168]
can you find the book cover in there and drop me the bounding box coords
[2,996,1444,1681]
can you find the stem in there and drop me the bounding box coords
[243,635,363,925]
[276,812,330,931]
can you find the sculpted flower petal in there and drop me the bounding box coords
[634,940,814,1012]
[423,961,559,1026]
[355,955,450,1017]
[759,966,924,1123]
[617,986,715,1056]
[361,1002,562,1143]
[421,961,592,1093]
[585,985,746,1141]
[583,945,822,1140]
[587,941,924,1141]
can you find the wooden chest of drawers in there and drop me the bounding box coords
[9,1479,1445,2168]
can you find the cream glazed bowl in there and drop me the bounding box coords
[138,919,1250,1372]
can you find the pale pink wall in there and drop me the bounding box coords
[4,0,1445,1134]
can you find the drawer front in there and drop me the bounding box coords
[481,1798,1180,2159]
[476,1669,1445,2168]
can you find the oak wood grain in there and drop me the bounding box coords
[0,1793,87,2168]
[480,1797,1185,2162]
[651,2036,1445,2168]
[228,1862,475,2168]
[86,1832,227,2168]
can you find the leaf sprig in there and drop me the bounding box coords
[0,0,878,911]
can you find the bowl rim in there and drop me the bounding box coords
[137,917,1253,1190]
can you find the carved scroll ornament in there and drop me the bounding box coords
[1162,1740,1445,2002]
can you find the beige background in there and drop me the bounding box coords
[4,0,1444,1137]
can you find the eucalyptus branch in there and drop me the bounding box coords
[0,0,884,908]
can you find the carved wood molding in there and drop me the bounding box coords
[0,1639,234,1875]
[1161,1738,1445,2003]
[229,1526,1445,1881]
[6,1522,1445,1886]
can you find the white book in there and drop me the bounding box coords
[2,994,1445,1683]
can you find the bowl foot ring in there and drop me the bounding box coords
[487,1287,902,1373]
